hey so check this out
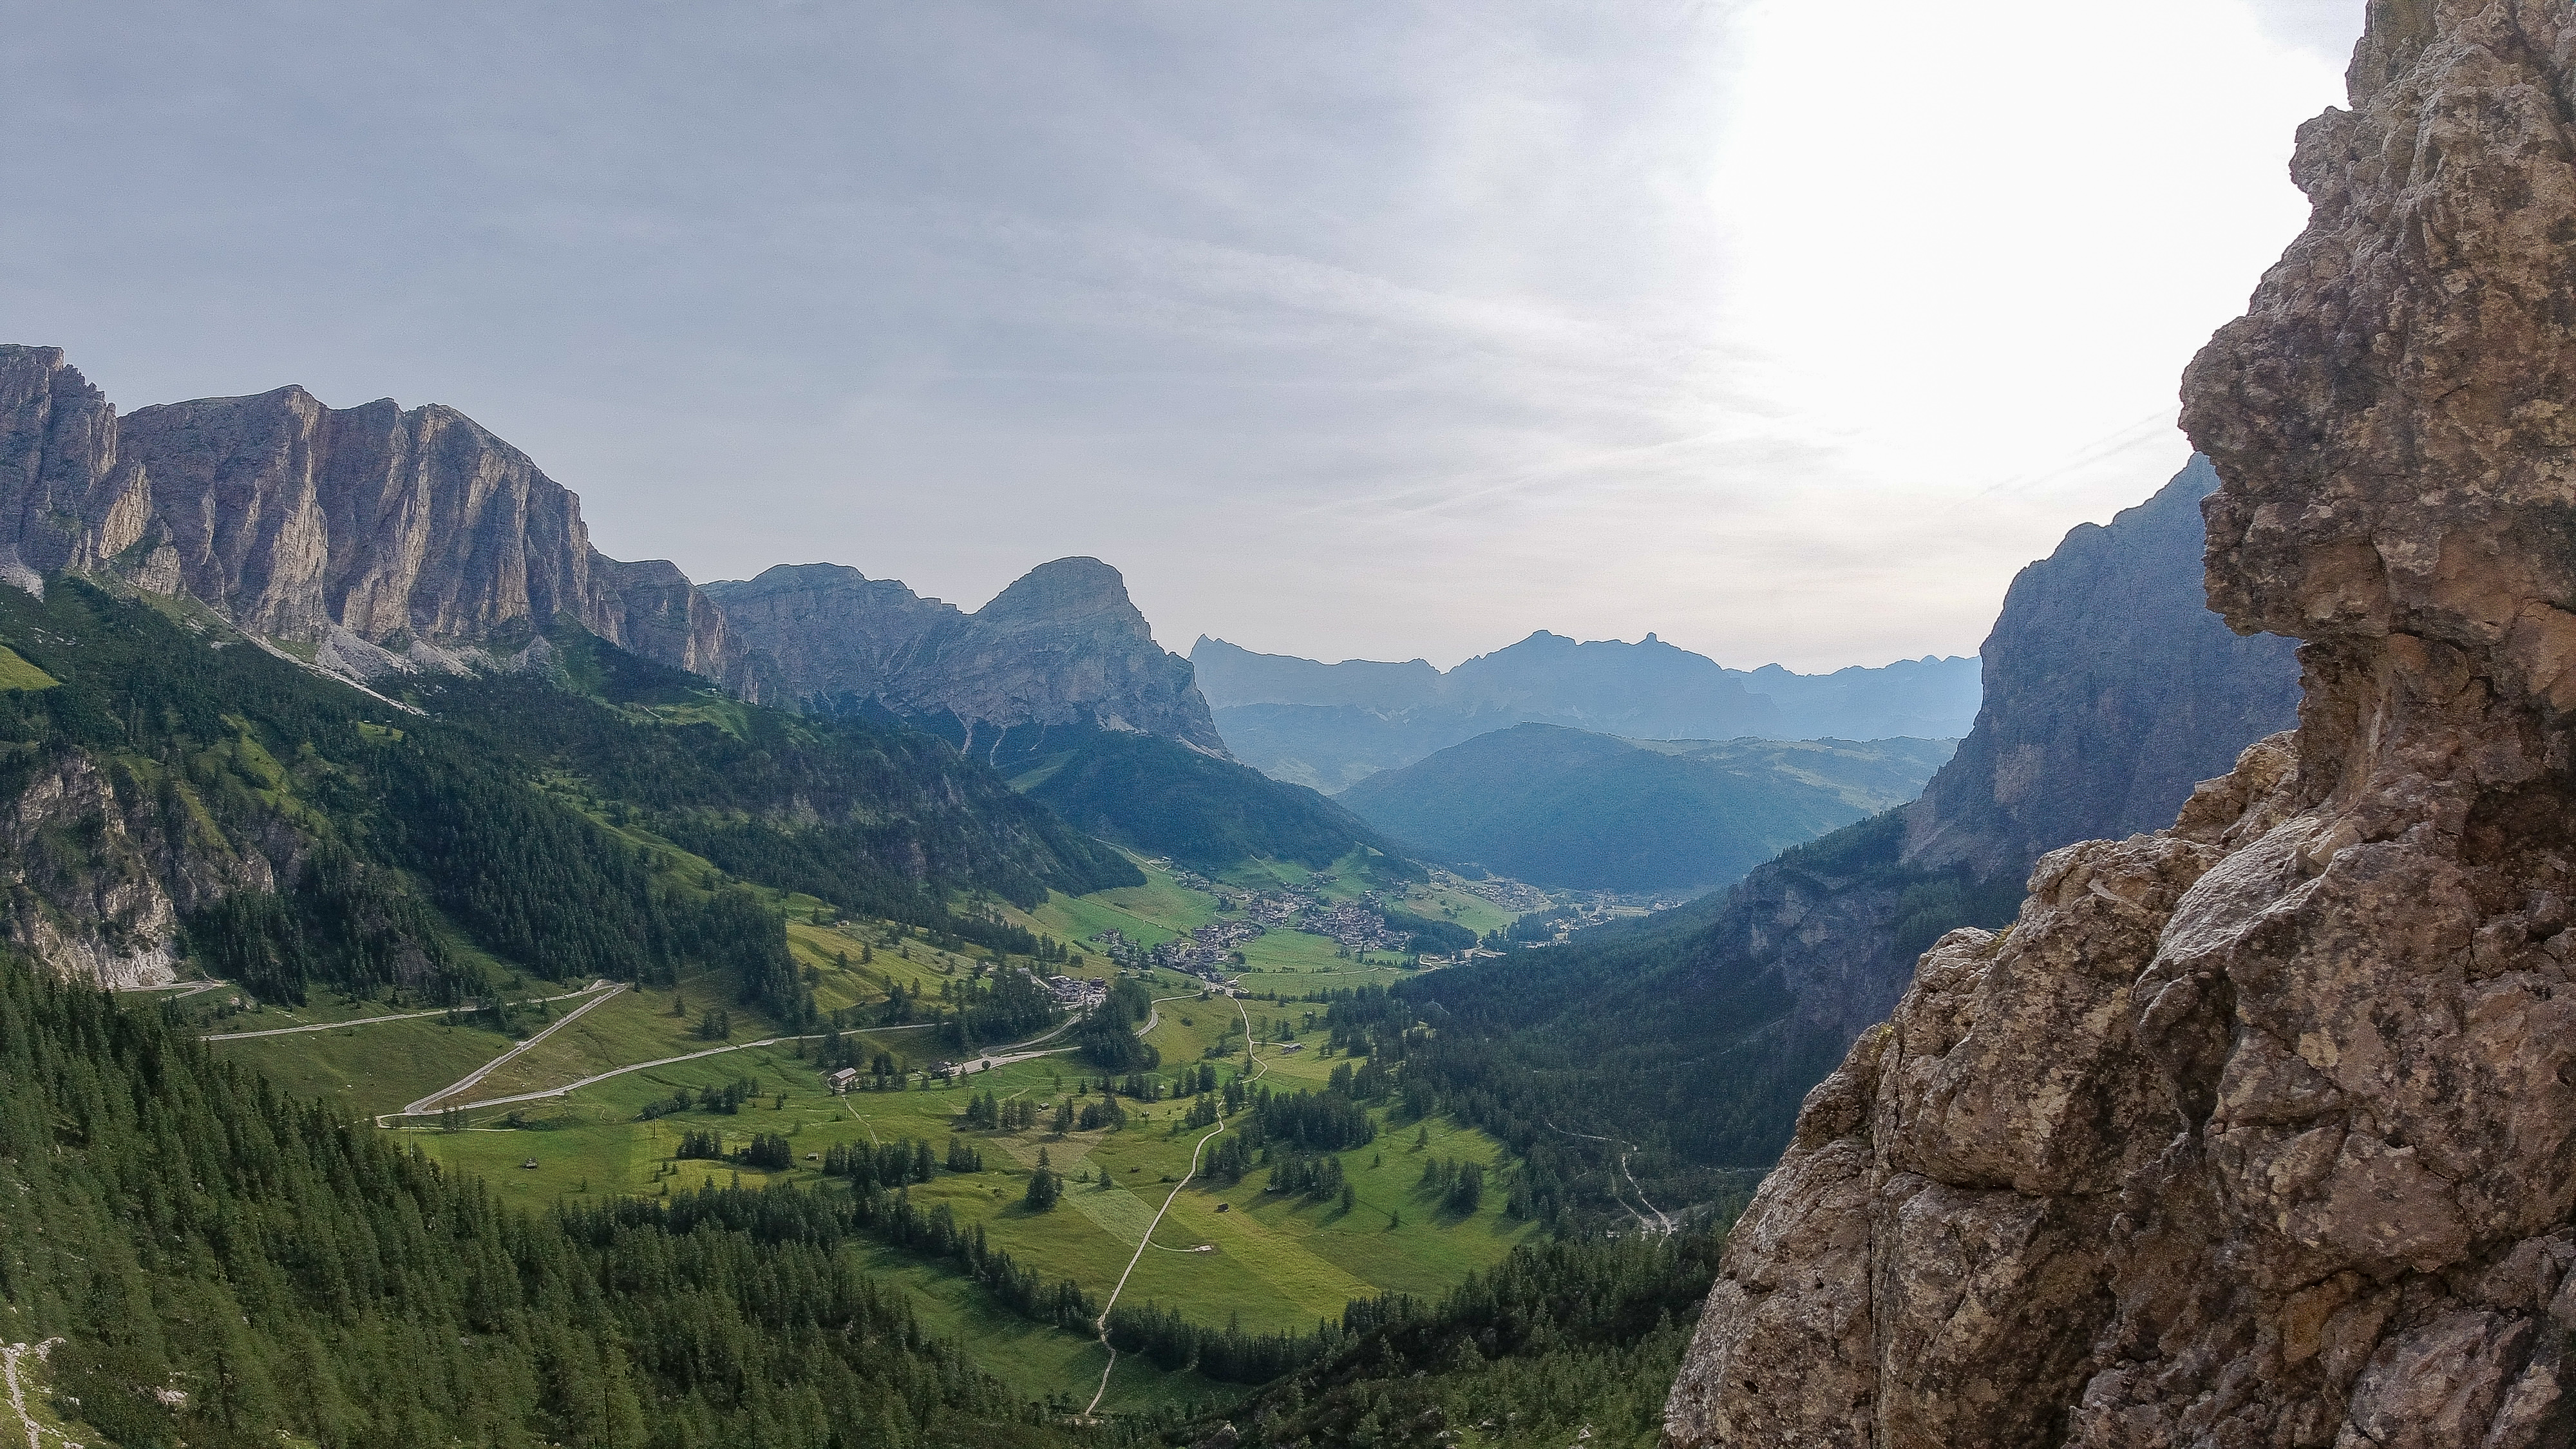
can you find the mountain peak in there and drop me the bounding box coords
[977,556,1142,633]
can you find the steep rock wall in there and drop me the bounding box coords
[0,751,277,988]
[1665,5,2576,1445]
[0,350,732,679]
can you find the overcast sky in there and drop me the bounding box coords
[1,0,2362,670]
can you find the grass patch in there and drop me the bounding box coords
[211,1016,516,1119]
[0,643,58,691]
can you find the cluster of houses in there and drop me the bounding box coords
[1240,889,1319,929]
[1086,928,1142,968]
[1303,900,1410,954]
[1034,969,1106,1011]
[1148,915,1262,971]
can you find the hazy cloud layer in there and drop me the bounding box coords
[0,1,2358,668]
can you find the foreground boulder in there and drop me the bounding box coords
[1664,4,2576,1445]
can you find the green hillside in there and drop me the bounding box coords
[0,576,1692,1437]
[1005,727,1416,875]
[1337,724,1954,891]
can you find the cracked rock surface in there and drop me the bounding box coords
[1664,3,2576,1444]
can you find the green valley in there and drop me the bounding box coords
[160,842,1553,1415]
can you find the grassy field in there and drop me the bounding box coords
[409,1005,1533,1409]
[211,1015,520,1119]
[0,642,58,691]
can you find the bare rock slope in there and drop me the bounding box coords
[1665,5,2576,1446]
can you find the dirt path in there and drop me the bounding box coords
[202,982,611,1041]
[1546,1120,1672,1236]
[1083,993,1268,1419]
[840,1095,881,1146]
[2,1339,66,1449]
[375,1012,1058,1128]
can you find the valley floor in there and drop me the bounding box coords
[167,850,1549,1416]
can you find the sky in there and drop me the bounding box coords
[0,0,2363,671]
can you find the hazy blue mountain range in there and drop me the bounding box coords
[1337,724,1956,892]
[1189,631,1979,791]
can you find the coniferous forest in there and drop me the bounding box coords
[0,957,1089,1449]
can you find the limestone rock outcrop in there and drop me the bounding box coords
[1665,5,2576,1445]
[708,557,1229,757]
[0,349,730,679]
[0,346,158,587]
[0,346,1231,757]
[1902,455,2304,884]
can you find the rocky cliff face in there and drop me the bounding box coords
[1665,5,2576,1446]
[709,557,1229,756]
[1903,455,2303,881]
[0,349,730,678]
[1663,459,2300,1062]
[0,346,159,588]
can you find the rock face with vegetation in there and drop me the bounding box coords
[1665,5,2576,1444]
[709,556,1228,756]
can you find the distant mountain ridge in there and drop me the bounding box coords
[1191,630,1979,791]
[1338,724,1956,892]
[706,558,1229,759]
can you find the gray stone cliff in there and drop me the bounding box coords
[0,347,1227,755]
[1662,459,2300,1065]
[0,347,729,678]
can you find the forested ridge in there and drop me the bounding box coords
[965,723,1414,874]
[0,955,1094,1448]
[1218,1233,1724,1449]
[0,582,1132,1014]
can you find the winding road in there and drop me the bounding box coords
[392,982,625,1117]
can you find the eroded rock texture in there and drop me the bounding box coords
[1665,4,2576,1445]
